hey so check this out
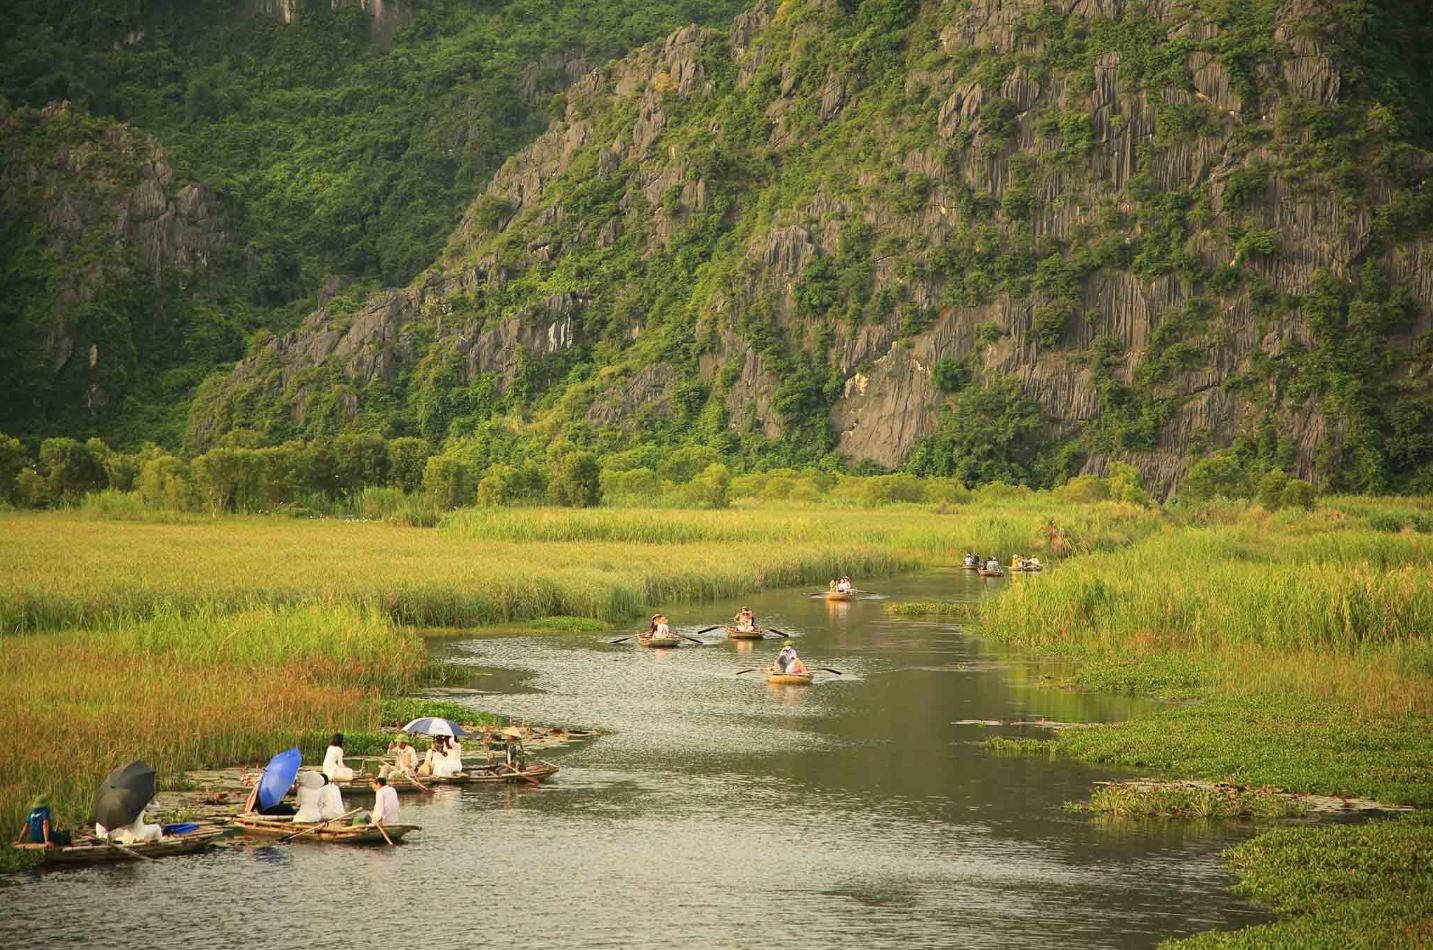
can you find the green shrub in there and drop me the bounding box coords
[40,438,107,501]
[386,437,432,494]
[14,468,47,508]
[423,455,475,511]
[680,462,731,509]
[1181,452,1251,501]
[548,452,602,508]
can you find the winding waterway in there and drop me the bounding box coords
[1,572,1267,948]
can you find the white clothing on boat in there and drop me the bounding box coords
[98,813,163,844]
[653,622,671,637]
[432,743,463,778]
[292,784,325,823]
[372,785,400,824]
[836,581,852,592]
[322,745,355,782]
[318,783,345,821]
[389,744,418,772]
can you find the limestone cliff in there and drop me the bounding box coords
[190,0,1433,491]
[0,101,228,438]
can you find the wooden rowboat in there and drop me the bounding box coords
[767,671,815,686]
[11,827,232,867]
[978,569,1005,577]
[638,634,682,648]
[382,761,560,790]
[961,564,980,571]
[726,625,766,640]
[230,813,419,844]
[825,590,855,602]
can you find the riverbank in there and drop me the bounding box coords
[974,501,1433,945]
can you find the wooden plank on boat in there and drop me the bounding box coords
[230,814,419,844]
[12,827,231,866]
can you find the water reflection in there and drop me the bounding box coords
[0,573,1267,949]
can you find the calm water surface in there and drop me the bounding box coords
[1,572,1267,948]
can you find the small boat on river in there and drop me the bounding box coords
[766,671,815,686]
[978,568,1005,577]
[231,814,419,844]
[726,625,766,640]
[825,590,855,602]
[357,761,560,791]
[638,633,682,648]
[12,826,232,867]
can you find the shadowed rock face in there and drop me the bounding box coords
[191,0,1432,492]
[243,0,413,49]
[1,101,227,422]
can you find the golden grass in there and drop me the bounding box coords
[0,501,1162,632]
[0,604,418,837]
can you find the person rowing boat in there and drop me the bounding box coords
[835,576,853,594]
[772,642,807,675]
[733,606,757,633]
[379,735,419,780]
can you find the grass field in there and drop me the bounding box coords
[974,503,1433,946]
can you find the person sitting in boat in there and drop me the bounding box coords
[734,607,757,633]
[429,736,463,778]
[369,776,400,827]
[835,576,853,594]
[1027,556,1042,570]
[985,557,1001,572]
[318,776,346,821]
[322,733,355,783]
[653,614,673,638]
[97,809,163,844]
[963,552,977,567]
[14,795,70,848]
[502,728,528,771]
[1011,554,1024,571]
[772,644,807,675]
[828,579,838,593]
[380,735,419,780]
[292,771,326,822]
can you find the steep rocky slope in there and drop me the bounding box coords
[0,101,229,441]
[192,0,1433,491]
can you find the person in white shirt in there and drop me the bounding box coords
[652,615,672,638]
[322,733,355,782]
[380,736,418,780]
[836,576,853,593]
[317,777,345,821]
[734,607,756,633]
[369,777,400,825]
[424,736,463,778]
[292,771,326,822]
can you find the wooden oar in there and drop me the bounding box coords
[609,634,638,644]
[766,627,791,638]
[498,763,542,786]
[677,632,707,645]
[694,625,720,635]
[278,807,363,843]
[816,667,844,675]
[375,822,395,847]
[734,668,760,676]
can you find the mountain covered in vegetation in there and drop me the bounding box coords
[0,0,746,444]
[5,0,1432,493]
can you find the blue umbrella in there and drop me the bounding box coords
[402,717,467,739]
[257,748,302,811]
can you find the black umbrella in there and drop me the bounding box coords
[94,760,156,830]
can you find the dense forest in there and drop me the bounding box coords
[2,0,1431,498]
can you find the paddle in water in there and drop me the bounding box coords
[733,668,760,676]
[816,667,844,675]
[609,634,636,644]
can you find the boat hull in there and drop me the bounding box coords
[767,672,815,686]
[726,626,765,640]
[978,570,1005,577]
[13,828,230,866]
[231,814,418,844]
[825,591,855,602]
[388,762,560,789]
[638,636,681,648]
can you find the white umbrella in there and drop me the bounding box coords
[401,717,467,738]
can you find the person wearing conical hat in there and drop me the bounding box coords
[501,726,528,771]
[380,735,418,780]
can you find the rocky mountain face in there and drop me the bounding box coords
[0,101,228,438]
[190,0,1433,492]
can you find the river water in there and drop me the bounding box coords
[1,572,1266,948]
